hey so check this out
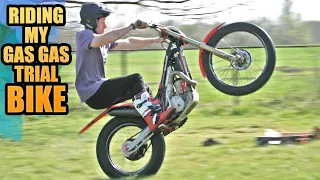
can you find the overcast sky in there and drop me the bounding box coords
[65,0,319,28]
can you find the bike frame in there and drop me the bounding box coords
[78,22,232,136]
[120,34,202,155]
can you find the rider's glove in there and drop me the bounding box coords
[131,19,147,29]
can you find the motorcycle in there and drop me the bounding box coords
[78,21,276,178]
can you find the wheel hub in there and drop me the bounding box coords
[231,49,252,70]
[121,141,133,157]
[121,140,147,161]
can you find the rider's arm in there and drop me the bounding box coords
[89,25,134,48]
[110,37,164,50]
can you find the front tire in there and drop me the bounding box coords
[203,22,276,96]
[96,117,166,178]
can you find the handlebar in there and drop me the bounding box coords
[146,22,163,33]
[145,22,238,62]
[146,22,199,47]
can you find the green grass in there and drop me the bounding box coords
[1,47,320,180]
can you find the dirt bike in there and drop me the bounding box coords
[78,21,276,178]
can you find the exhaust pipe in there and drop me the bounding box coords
[165,71,199,124]
[168,71,197,86]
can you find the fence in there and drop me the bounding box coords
[62,45,320,111]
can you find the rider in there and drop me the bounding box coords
[75,2,176,131]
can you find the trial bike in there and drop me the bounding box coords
[78,21,276,178]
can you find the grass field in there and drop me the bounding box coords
[1,47,320,180]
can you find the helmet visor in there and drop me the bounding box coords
[97,4,112,18]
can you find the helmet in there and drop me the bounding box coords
[80,3,112,30]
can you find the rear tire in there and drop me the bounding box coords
[203,22,276,96]
[96,117,166,178]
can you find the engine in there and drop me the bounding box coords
[170,96,185,112]
[169,79,193,113]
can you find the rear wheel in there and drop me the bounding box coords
[203,22,276,96]
[96,117,166,178]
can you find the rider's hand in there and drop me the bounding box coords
[133,20,147,29]
[154,37,166,43]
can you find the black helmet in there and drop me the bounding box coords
[80,2,112,30]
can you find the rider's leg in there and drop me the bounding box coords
[109,74,155,104]
[85,73,147,109]
[144,82,154,99]
[85,73,175,131]
[104,74,175,131]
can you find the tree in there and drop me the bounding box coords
[273,0,310,45]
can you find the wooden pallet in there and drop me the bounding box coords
[256,127,319,146]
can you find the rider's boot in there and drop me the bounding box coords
[151,97,160,104]
[148,91,160,104]
[133,91,176,131]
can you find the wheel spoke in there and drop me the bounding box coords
[221,38,238,52]
[209,29,270,89]
[106,124,153,175]
[232,70,239,86]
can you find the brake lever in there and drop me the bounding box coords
[147,23,158,29]
[147,22,166,29]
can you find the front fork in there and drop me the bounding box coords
[123,70,199,155]
[123,127,153,157]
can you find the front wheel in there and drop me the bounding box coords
[96,117,166,178]
[203,22,276,96]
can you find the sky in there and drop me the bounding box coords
[65,0,320,28]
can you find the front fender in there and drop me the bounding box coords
[78,102,133,135]
[199,22,226,79]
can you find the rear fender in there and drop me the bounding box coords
[108,106,140,117]
[78,102,134,135]
[199,22,226,79]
